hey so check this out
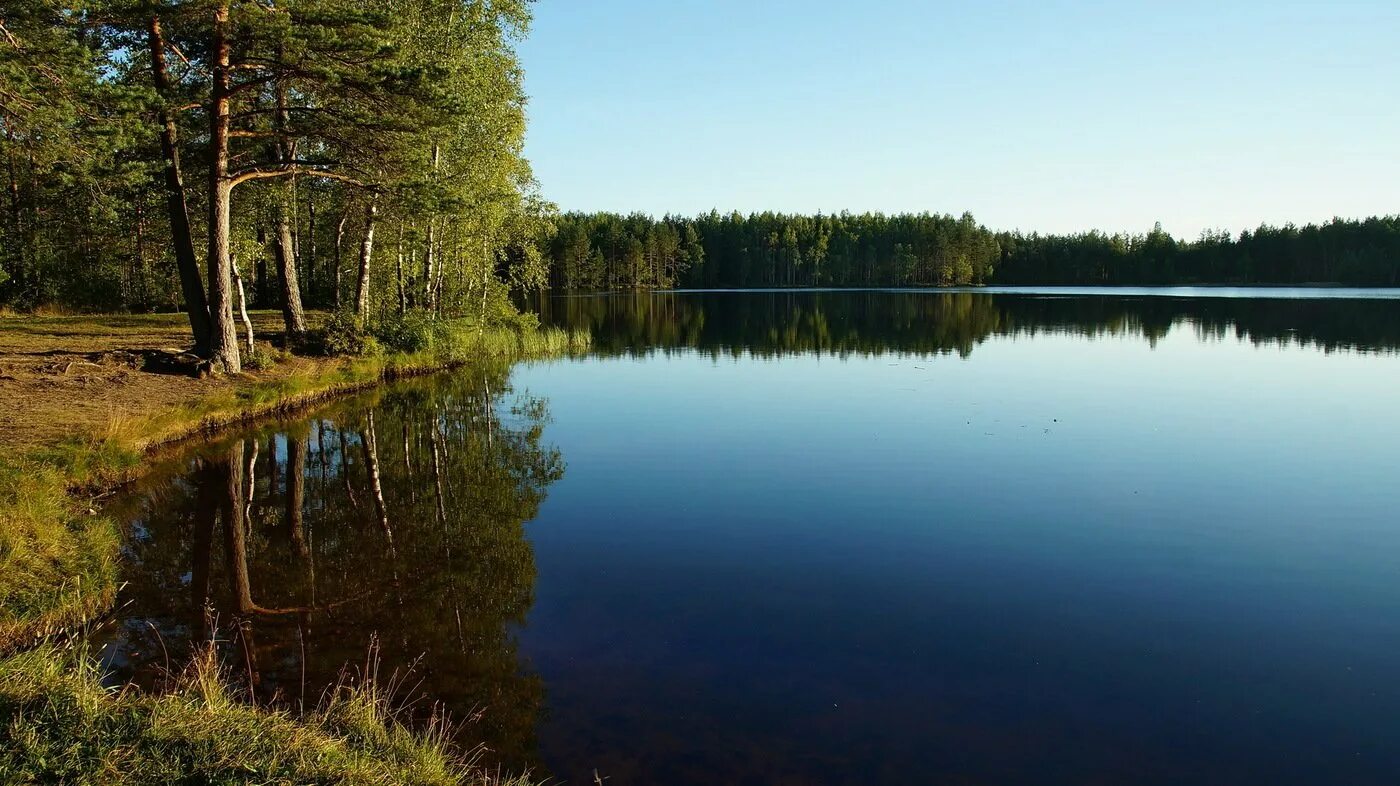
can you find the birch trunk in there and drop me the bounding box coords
[355,196,378,326]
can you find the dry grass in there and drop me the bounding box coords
[0,311,311,451]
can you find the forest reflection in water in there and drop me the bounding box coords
[100,367,562,774]
[526,288,1400,358]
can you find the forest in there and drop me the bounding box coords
[1,0,547,373]
[4,1,1398,375]
[541,211,1400,290]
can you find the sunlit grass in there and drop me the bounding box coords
[0,448,129,653]
[0,643,538,785]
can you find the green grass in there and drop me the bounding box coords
[0,443,135,652]
[0,643,537,785]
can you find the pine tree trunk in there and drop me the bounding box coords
[275,200,306,339]
[206,1,241,373]
[148,14,212,354]
[306,197,317,302]
[272,75,306,339]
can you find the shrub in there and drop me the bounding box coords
[372,312,449,354]
[243,341,281,371]
[317,311,369,356]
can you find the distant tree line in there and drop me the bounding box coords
[540,212,1400,290]
[1,0,548,372]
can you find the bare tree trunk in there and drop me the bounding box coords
[359,412,393,551]
[477,238,490,337]
[355,195,378,326]
[148,14,212,353]
[434,229,446,314]
[423,219,436,309]
[395,224,406,315]
[275,204,306,339]
[273,76,306,339]
[423,143,440,309]
[207,1,241,373]
[231,256,255,353]
[306,195,317,301]
[333,211,348,309]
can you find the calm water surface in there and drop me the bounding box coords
[103,290,1400,785]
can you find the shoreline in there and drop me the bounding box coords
[0,315,584,785]
[1,316,587,651]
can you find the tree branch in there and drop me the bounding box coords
[229,164,368,189]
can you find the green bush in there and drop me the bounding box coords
[243,341,282,371]
[372,312,450,354]
[317,311,369,356]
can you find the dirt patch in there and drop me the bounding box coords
[0,312,303,451]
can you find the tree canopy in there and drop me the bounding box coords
[1,0,548,371]
[540,212,1400,290]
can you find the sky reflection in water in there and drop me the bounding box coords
[107,291,1400,785]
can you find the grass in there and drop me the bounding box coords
[0,437,138,652]
[0,643,536,785]
[0,311,587,784]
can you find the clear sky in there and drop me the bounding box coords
[517,0,1399,238]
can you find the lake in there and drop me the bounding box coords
[101,289,1400,785]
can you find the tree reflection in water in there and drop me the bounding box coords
[100,366,564,775]
[527,289,1400,358]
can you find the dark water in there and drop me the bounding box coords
[103,289,1400,785]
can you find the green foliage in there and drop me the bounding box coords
[0,0,550,344]
[543,211,1400,289]
[373,312,453,354]
[319,310,373,356]
[242,341,283,371]
[0,0,154,310]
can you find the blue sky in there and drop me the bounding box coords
[517,1,1399,237]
